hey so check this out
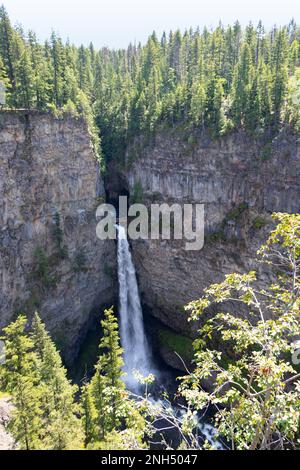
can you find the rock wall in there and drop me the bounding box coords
[0,111,116,362]
[121,128,300,363]
[2,113,299,371]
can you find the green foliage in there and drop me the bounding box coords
[132,180,144,204]
[53,212,67,259]
[86,307,125,440]
[181,213,300,450]
[0,6,299,164]
[285,68,300,131]
[226,202,249,221]
[260,143,272,161]
[32,246,58,289]
[30,313,83,449]
[252,215,268,230]
[158,329,193,363]
[0,309,148,450]
[0,316,42,450]
[206,228,227,244]
[0,314,83,449]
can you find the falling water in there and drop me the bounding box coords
[117,225,152,390]
[116,225,222,448]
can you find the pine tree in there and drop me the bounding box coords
[82,308,147,449]
[0,6,17,102]
[89,359,108,440]
[77,45,92,97]
[87,308,126,442]
[0,316,42,450]
[30,313,83,450]
[231,42,253,126]
[15,45,36,108]
[81,383,96,446]
[50,32,66,107]
[271,29,288,129]
[289,40,299,74]
[245,70,261,133]
[28,31,52,109]
[189,77,206,128]
[0,54,10,104]
[205,64,226,136]
[257,59,272,131]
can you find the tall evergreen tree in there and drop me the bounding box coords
[15,45,36,108]
[0,5,16,101]
[30,313,83,450]
[231,42,253,126]
[0,316,42,450]
[0,8,299,154]
[271,29,288,128]
[88,308,125,441]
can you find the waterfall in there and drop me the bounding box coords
[117,225,152,390]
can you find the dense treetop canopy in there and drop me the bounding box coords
[0,5,300,162]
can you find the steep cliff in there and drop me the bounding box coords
[119,127,300,368]
[0,111,116,362]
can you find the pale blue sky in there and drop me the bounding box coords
[2,0,300,48]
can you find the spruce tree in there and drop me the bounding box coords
[30,313,83,450]
[81,383,96,446]
[271,29,288,129]
[0,316,42,450]
[245,70,261,133]
[86,308,126,442]
[28,31,52,109]
[0,54,10,103]
[0,5,16,101]
[15,45,36,108]
[231,42,253,127]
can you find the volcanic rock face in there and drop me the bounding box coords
[0,111,116,362]
[121,128,300,348]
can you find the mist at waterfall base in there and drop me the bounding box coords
[117,224,156,391]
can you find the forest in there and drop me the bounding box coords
[1,5,300,164]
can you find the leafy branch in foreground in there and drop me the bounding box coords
[180,213,300,450]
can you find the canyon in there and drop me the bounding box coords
[1,112,300,370]
[113,127,300,368]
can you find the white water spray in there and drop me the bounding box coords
[117,225,152,390]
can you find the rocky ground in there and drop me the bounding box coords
[0,397,14,450]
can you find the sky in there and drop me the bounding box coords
[1,0,300,49]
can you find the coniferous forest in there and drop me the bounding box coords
[0,3,300,455]
[1,5,300,164]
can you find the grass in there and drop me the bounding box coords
[158,328,194,362]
